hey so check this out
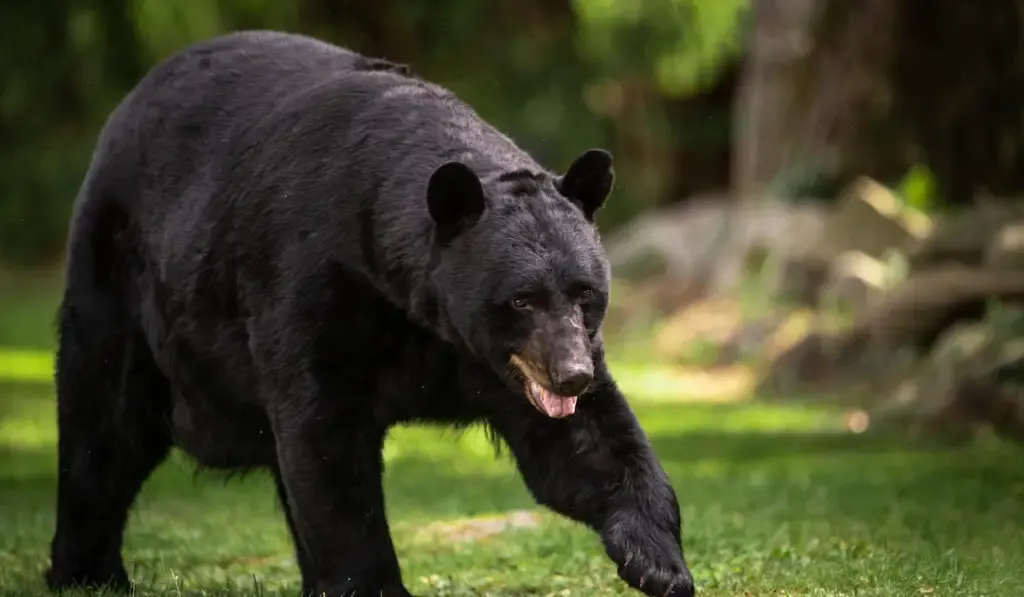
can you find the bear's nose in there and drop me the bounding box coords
[551,362,593,397]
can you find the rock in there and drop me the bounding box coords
[771,254,830,305]
[818,250,889,313]
[760,309,820,361]
[986,383,1024,444]
[756,329,891,399]
[714,316,787,366]
[655,299,826,369]
[610,246,671,281]
[604,194,830,294]
[769,177,928,304]
[604,195,731,284]
[910,203,1024,271]
[888,322,991,426]
[871,316,1024,443]
[707,199,831,295]
[760,264,1024,424]
[807,177,931,262]
[984,222,1024,270]
[757,313,932,406]
[755,332,829,396]
[851,266,1024,351]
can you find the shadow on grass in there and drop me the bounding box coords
[649,428,947,464]
[0,444,55,481]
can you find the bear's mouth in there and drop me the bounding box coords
[509,355,578,418]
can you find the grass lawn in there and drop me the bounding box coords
[1,271,1023,596]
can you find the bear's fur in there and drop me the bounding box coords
[47,30,695,597]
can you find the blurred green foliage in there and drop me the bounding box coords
[0,0,748,265]
[896,164,939,213]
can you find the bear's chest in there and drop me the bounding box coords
[309,295,485,424]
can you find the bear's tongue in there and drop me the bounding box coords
[526,379,577,418]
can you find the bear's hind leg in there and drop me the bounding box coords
[45,296,173,593]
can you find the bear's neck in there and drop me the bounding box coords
[345,128,544,344]
[358,209,457,342]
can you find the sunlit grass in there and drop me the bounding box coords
[0,349,51,383]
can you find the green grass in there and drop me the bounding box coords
[1,271,1023,596]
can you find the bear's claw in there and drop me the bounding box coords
[616,556,695,597]
[603,517,695,597]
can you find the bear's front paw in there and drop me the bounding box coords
[602,518,695,597]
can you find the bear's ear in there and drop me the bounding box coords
[427,161,487,245]
[557,148,615,221]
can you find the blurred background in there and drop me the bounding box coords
[2,1,1024,595]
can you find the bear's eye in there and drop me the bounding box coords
[579,288,595,303]
[511,297,531,310]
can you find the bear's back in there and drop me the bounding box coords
[73,32,431,275]
[87,32,529,262]
[80,30,413,217]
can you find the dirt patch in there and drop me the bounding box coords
[409,510,543,545]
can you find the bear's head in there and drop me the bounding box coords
[426,148,615,418]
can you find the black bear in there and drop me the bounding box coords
[47,30,695,597]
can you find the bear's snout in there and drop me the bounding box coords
[544,318,594,397]
[550,357,593,397]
